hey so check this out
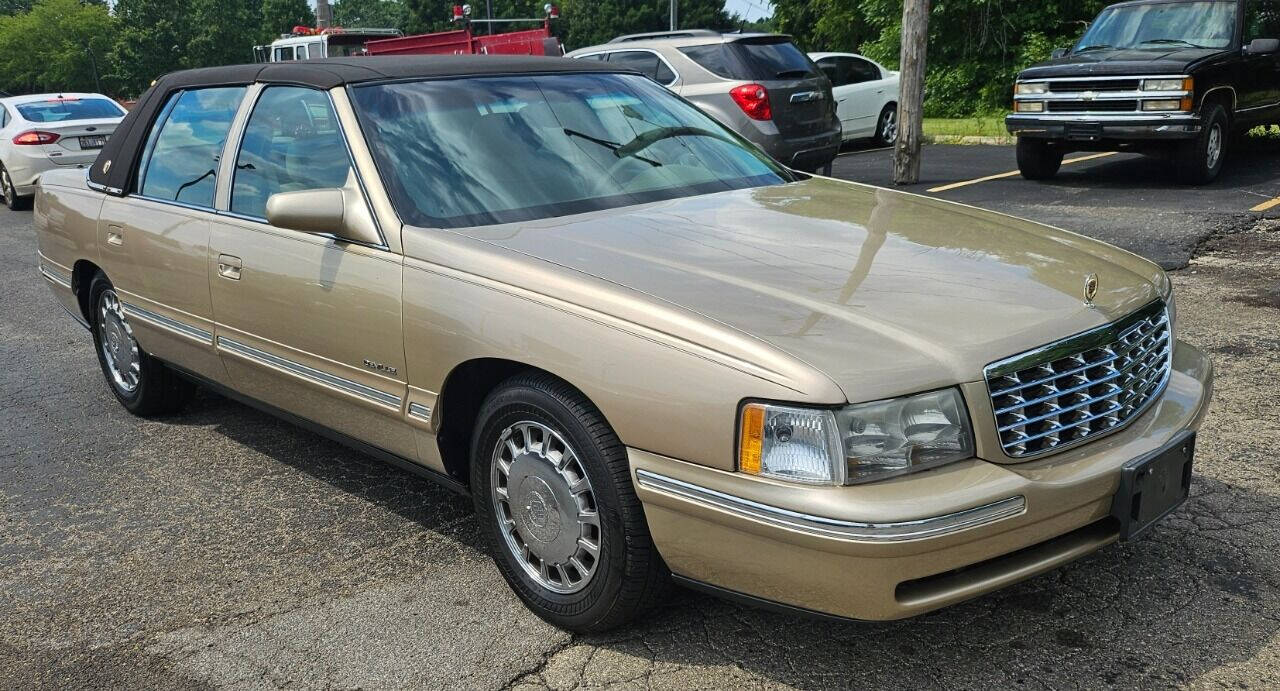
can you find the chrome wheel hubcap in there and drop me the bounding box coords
[882,109,898,143]
[98,289,140,393]
[491,420,600,594]
[1206,124,1222,169]
[1,169,11,204]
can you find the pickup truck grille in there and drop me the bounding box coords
[1047,100,1139,113]
[1047,79,1141,92]
[985,301,1172,458]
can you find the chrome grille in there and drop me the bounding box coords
[985,301,1172,458]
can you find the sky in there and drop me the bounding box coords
[725,0,773,22]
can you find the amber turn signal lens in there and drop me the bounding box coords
[738,403,765,474]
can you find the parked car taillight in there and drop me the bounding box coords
[13,130,59,145]
[729,84,772,121]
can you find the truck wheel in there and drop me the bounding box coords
[1175,104,1228,185]
[471,372,669,633]
[89,272,196,416]
[1016,138,1063,180]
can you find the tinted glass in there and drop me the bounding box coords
[1245,0,1280,40]
[845,57,881,83]
[816,57,842,85]
[735,39,818,79]
[1077,1,1237,50]
[138,87,245,206]
[679,44,744,79]
[275,45,294,61]
[576,53,607,61]
[1,107,8,128]
[654,57,676,84]
[608,51,661,79]
[231,87,351,219]
[15,98,125,122]
[352,73,790,229]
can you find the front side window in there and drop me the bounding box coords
[137,86,245,207]
[1076,1,1238,51]
[15,97,125,122]
[1245,0,1280,41]
[274,45,295,61]
[231,86,351,219]
[352,72,790,229]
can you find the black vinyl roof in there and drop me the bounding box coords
[90,56,630,195]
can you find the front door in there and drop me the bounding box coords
[97,86,247,383]
[209,85,414,459]
[1240,0,1280,121]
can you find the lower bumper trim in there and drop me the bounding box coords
[634,469,1026,542]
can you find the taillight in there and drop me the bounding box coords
[730,83,772,121]
[13,130,59,145]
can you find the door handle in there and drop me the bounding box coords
[217,254,242,281]
[106,225,123,246]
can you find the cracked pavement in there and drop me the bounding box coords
[3,199,1279,689]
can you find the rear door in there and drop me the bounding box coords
[729,37,835,140]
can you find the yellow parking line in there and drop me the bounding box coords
[926,152,1118,193]
[1250,196,1280,212]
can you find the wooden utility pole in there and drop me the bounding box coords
[893,0,930,184]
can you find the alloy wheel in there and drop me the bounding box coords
[490,420,601,594]
[882,108,898,143]
[1,167,12,207]
[98,289,141,393]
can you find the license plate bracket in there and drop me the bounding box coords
[1065,123,1102,141]
[79,135,106,150]
[1110,432,1195,540]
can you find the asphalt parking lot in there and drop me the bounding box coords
[3,147,1280,689]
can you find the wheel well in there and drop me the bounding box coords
[435,358,564,488]
[71,259,103,324]
[1201,88,1235,119]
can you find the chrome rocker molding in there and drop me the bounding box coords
[122,302,214,346]
[408,402,433,421]
[634,469,1027,542]
[217,336,402,409]
[39,264,72,289]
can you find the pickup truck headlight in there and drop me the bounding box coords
[1015,82,1048,95]
[1014,101,1045,113]
[1143,77,1192,92]
[1142,98,1191,112]
[738,389,974,486]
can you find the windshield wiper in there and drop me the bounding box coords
[1139,38,1205,49]
[563,128,662,167]
[1075,44,1113,53]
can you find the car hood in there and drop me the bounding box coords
[1019,47,1225,78]
[454,178,1165,402]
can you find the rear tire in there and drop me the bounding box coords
[1175,103,1228,185]
[1,164,31,211]
[874,103,898,147]
[1016,138,1063,180]
[89,273,196,416]
[472,372,669,633]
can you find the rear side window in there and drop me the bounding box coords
[137,86,245,207]
[680,39,817,80]
[844,57,881,84]
[15,98,125,122]
[606,50,676,85]
[231,86,352,219]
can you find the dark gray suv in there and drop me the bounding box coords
[568,31,842,173]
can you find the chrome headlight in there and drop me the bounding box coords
[1143,77,1191,92]
[738,389,975,486]
[1015,82,1048,95]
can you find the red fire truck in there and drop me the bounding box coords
[254,4,562,63]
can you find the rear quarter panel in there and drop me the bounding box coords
[35,169,105,320]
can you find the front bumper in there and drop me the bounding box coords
[631,340,1213,621]
[1006,113,1202,142]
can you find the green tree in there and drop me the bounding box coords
[107,0,191,96]
[557,0,732,50]
[333,0,410,29]
[261,0,316,41]
[0,0,116,94]
[187,0,257,69]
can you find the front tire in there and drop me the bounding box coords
[874,103,898,147]
[89,273,195,416]
[1175,103,1228,185]
[472,372,668,632]
[1016,138,1064,180]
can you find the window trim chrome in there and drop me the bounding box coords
[217,336,402,410]
[635,469,1027,542]
[121,301,214,346]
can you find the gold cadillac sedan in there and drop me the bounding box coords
[34,57,1212,632]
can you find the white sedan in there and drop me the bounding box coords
[0,93,125,210]
[809,52,900,146]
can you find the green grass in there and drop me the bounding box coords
[922,116,1009,138]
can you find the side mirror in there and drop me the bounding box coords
[1051,47,1069,59]
[1246,38,1280,55]
[265,169,381,246]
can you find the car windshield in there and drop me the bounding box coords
[15,97,125,122]
[351,72,791,228]
[1075,1,1237,52]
